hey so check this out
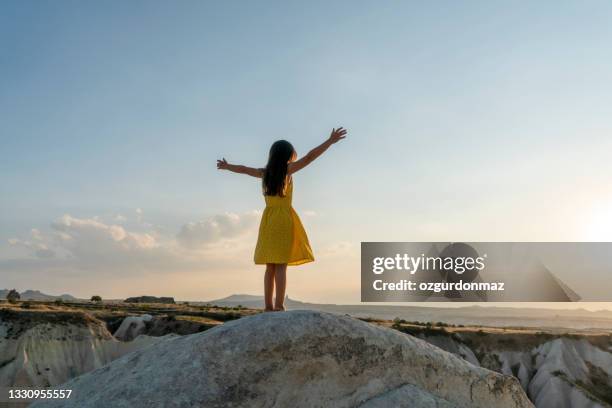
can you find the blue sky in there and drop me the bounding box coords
[2,1,612,303]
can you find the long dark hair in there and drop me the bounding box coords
[263,140,295,196]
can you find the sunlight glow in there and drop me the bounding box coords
[585,203,612,241]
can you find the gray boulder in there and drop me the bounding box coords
[34,310,532,408]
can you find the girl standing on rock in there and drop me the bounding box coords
[217,127,347,311]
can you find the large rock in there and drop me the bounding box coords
[113,314,153,341]
[34,310,532,408]
[0,309,169,388]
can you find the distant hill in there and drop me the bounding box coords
[203,294,307,309]
[0,289,77,301]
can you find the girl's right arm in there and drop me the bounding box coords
[289,127,347,174]
[217,158,263,178]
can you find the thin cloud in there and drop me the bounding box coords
[176,211,260,249]
[4,212,261,277]
[8,229,56,259]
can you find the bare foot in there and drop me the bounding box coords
[273,305,286,312]
[264,307,274,312]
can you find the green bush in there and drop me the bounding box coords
[6,289,20,304]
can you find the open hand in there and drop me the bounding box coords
[329,127,347,144]
[216,158,229,170]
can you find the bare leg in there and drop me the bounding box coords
[274,264,287,311]
[264,264,275,311]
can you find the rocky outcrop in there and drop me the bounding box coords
[0,309,171,387]
[113,314,153,341]
[413,332,612,408]
[124,296,175,304]
[33,310,532,408]
[529,338,612,408]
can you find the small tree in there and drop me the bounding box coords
[7,289,20,304]
[90,295,102,303]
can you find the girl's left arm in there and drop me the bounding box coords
[288,127,347,174]
[217,158,263,178]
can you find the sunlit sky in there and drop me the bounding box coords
[1,1,612,307]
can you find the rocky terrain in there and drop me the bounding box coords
[390,321,612,408]
[0,308,166,388]
[1,299,611,407]
[33,310,532,408]
[0,300,253,388]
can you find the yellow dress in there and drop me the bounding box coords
[254,178,314,266]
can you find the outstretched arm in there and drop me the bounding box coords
[288,127,347,174]
[216,158,263,178]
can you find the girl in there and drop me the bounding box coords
[217,127,347,311]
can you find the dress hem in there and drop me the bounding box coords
[254,257,314,266]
